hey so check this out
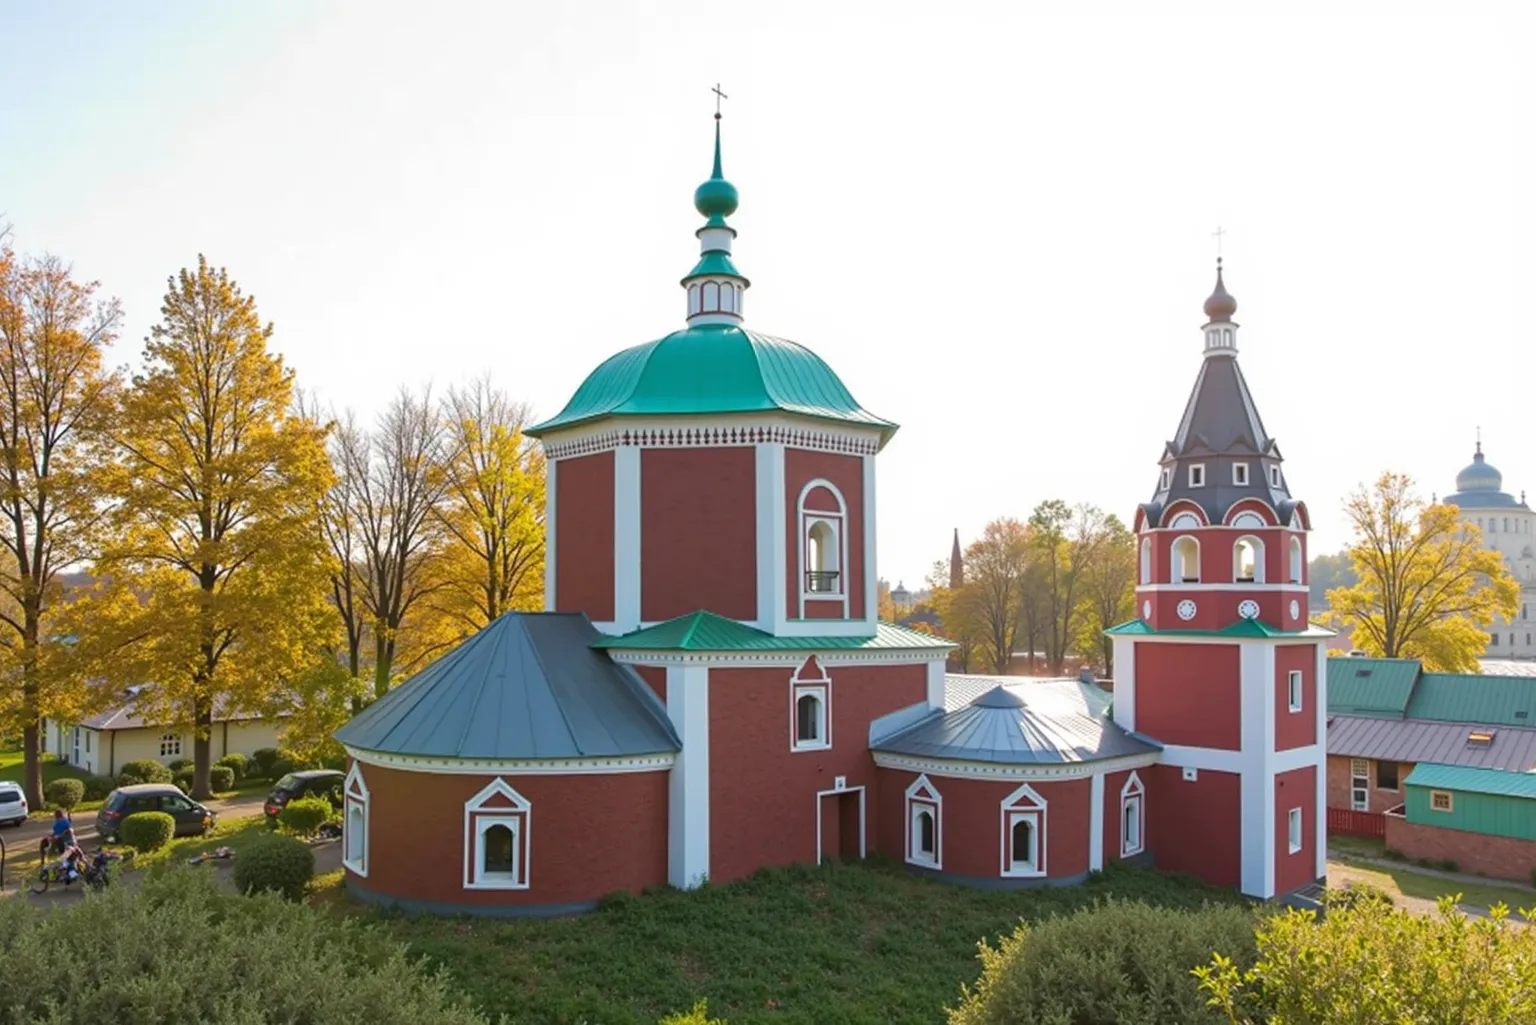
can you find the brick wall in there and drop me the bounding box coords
[1384,815,1536,883]
[1326,755,1413,814]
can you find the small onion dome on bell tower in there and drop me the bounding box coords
[1202,258,1239,356]
[681,113,751,326]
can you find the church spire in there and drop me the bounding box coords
[950,528,964,589]
[1202,258,1239,357]
[682,94,750,327]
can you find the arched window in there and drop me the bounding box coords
[796,692,822,745]
[463,778,531,890]
[1172,536,1200,583]
[687,284,701,316]
[1289,537,1303,583]
[1168,511,1201,529]
[1139,538,1152,585]
[342,763,370,877]
[1120,772,1146,857]
[1234,536,1263,583]
[905,775,942,869]
[701,281,720,311]
[790,657,831,752]
[1231,511,1265,529]
[1001,783,1047,878]
[798,480,847,604]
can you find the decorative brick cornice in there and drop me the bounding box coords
[543,422,879,460]
[606,650,949,669]
[344,746,676,775]
[871,750,1161,781]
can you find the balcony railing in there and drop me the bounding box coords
[805,570,841,594]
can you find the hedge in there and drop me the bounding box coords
[232,834,316,902]
[118,759,172,786]
[277,797,333,837]
[167,758,192,772]
[209,764,236,792]
[119,811,176,853]
[250,748,281,780]
[82,774,116,802]
[43,777,84,810]
[0,868,491,1024]
[216,752,247,782]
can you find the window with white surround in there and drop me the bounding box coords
[1168,511,1201,529]
[1172,536,1200,583]
[1231,512,1265,529]
[1139,538,1151,585]
[1287,807,1303,854]
[342,763,370,877]
[1289,537,1303,583]
[790,657,831,752]
[905,775,942,869]
[159,733,182,758]
[1269,465,1282,488]
[1000,783,1047,877]
[1159,468,1170,490]
[1233,462,1249,486]
[1234,536,1263,582]
[1189,464,1206,488]
[463,778,531,890]
[798,480,846,600]
[1430,790,1453,813]
[1120,772,1145,857]
[1287,670,1303,712]
[1350,759,1370,811]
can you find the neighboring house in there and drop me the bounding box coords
[43,701,289,778]
[1325,656,1536,879]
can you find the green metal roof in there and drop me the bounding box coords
[590,610,955,653]
[527,325,898,443]
[1405,762,1536,800]
[1325,657,1421,718]
[682,250,746,284]
[1406,672,1536,727]
[1103,619,1336,639]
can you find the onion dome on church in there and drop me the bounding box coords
[334,612,679,761]
[527,114,895,446]
[1445,440,1525,509]
[871,678,1160,765]
[1138,261,1307,529]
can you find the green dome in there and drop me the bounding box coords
[527,325,896,445]
[694,177,738,218]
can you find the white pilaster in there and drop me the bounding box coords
[1111,637,1136,732]
[543,456,558,611]
[1314,641,1329,880]
[925,658,947,711]
[1238,641,1276,897]
[613,445,642,633]
[863,454,878,627]
[666,665,710,889]
[1089,773,1105,872]
[755,443,787,634]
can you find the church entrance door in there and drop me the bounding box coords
[816,785,865,864]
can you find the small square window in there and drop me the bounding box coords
[1189,464,1206,488]
[1430,790,1453,813]
[1287,807,1303,853]
[1287,670,1303,712]
[1233,463,1249,486]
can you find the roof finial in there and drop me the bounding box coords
[1212,225,1226,260]
[1476,425,1482,456]
[683,90,748,326]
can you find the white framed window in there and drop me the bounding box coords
[1269,465,1282,488]
[1287,807,1303,854]
[1231,511,1265,529]
[1159,468,1171,490]
[904,775,942,869]
[1430,790,1453,813]
[1289,537,1303,583]
[463,778,531,890]
[1172,535,1200,583]
[790,657,831,751]
[1350,758,1369,811]
[798,479,847,601]
[1000,783,1047,878]
[159,733,182,758]
[1120,772,1145,857]
[1234,536,1263,582]
[1168,511,1202,529]
[1138,537,1151,585]
[342,763,370,877]
[1287,670,1303,712]
[1232,462,1249,486]
[1188,464,1206,488]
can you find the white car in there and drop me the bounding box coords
[0,782,28,827]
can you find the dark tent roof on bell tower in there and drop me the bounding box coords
[1140,262,1302,528]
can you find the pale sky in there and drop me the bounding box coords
[2,1,1531,592]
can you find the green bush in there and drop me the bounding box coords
[209,764,236,792]
[118,759,173,786]
[43,777,85,810]
[1197,897,1536,1023]
[660,1000,727,1025]
[81,774,116,802]
[277,796,333,836]
[948,899,1260,1025]
[232,834,315,902]
[0,868,490,1024]
[173,767,195,793]
[1327,880,1395,908]
[215,752,247,782]
[167,757,192,772]
[119,811,176,853]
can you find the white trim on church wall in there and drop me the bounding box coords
[1111,637,1136,732]
[814,783,866,864]
[873,750,1160,782]
[667,664,710,889]
[1000,783,1047,878]
[343,763,370,878]
[1088,772,1105,872]
[606,650,952,669]
[1313,642,1329,881]
[462,778,532,891]
[544,458,558,611]
[613,446,642,633]
[904,775,943,870]
[1134,583,1309,594]
[925,660,946,711]
[755,443,787,633]
[343,746,675,776]
[537,413,885,461]
[863,454,878,628]
[795,477,850,620]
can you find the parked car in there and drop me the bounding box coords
[263,770,344,825]
[96,784,216,843]
[0,781,28,827]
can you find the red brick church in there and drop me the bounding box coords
[332,113,1329,916]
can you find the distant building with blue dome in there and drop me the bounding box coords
[1443,440,1536,659]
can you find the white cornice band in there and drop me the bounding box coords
[345,746,677,776]
[872,750,1161,782]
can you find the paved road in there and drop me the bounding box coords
[0,792,267,852]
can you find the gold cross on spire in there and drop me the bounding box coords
[712,83,728,119]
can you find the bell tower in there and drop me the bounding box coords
[1108,262,1329,900]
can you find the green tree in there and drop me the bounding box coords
[1074,513,1136,673]
[0,247,122,806]
[1028,501,1111,674]
[963,518,1031,674]
[1327,472,1518,671]
[98,257,335,798]
[926,559,984,673]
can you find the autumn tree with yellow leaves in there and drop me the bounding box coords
[1328,472,1518,672]
[97,257,334,798]
[0,247,122,806]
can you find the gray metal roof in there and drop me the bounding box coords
[872,675,1160,765]
[1328,714,1536,773]
[334,612,680,760]
[80,694,288,732]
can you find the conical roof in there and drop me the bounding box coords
[334,612,679,761]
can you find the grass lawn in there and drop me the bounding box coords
[126,816,276,870]
[1329,859,1535,914]
[353,858,1251,1025]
